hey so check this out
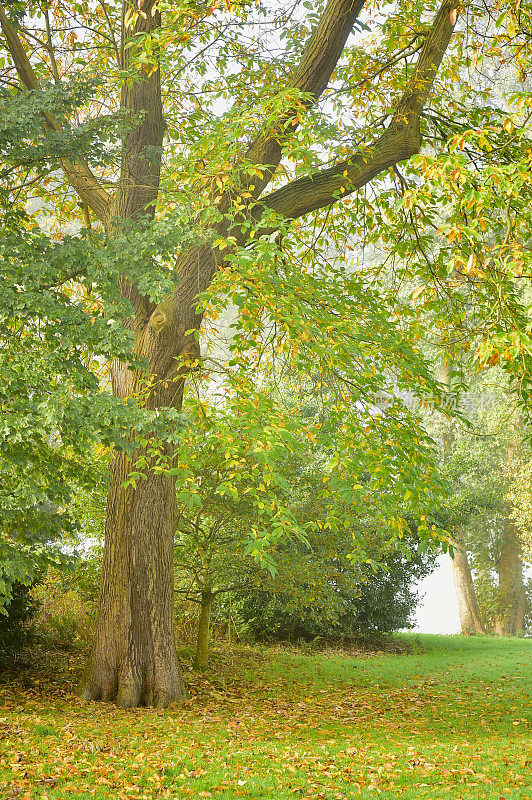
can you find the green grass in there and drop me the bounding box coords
[0,635,530,799]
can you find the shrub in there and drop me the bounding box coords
[33,569,95,650]
[233,537,435,642]
[0,581,40,659]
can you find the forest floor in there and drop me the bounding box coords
[0,635,530,799]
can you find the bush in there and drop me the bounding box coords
[0,581,40,658]
[233,538,435,642]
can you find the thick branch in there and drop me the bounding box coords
[115,0,165,223]
[113,0,166,316]
[289,0,367,100]
[260,1,458,220]
[261,127,420,219]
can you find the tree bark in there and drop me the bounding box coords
[81,450,187,706]
[194,589,214,670]
[439,357,484,635]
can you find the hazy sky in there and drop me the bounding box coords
[413,557,461,634]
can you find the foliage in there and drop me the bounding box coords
[0,580,40,658]
[172,387,310,585]
[171,376,443,656]
[0,636,530,798]
[428,371,531,631]
[232,529,435,642]
[364,20,532,411]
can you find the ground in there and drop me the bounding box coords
[0,635,530,799]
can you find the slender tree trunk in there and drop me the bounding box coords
[194,589,214,670]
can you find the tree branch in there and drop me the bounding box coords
[43,6,60,84]
[114,0,165,224]
[98,0,121,67]
[236,0,367,199]
[259,1,458,220]
[0,4,113,225]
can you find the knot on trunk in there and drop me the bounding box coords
[149,307,170,332]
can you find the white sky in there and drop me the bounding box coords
[412,557,461,634]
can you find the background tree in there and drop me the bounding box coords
[433,371,531,635]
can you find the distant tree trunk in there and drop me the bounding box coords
[439,356,484,635]
[194,589,214,670]
[451,528,485,634]
[514,582,527,634]
[493,522,527,636]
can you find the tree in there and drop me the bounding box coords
[1,0,524,706]
[172,387,310,670]
[173,373,443,667]
[434,372,531,635]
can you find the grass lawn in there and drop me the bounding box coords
[0,635,530,799]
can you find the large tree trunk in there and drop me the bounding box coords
[81,243,211,705]
[493,522,527,636]
[81,451,187,706]
[194,589,214,670]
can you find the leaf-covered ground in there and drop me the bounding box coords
[0,635,530,799]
